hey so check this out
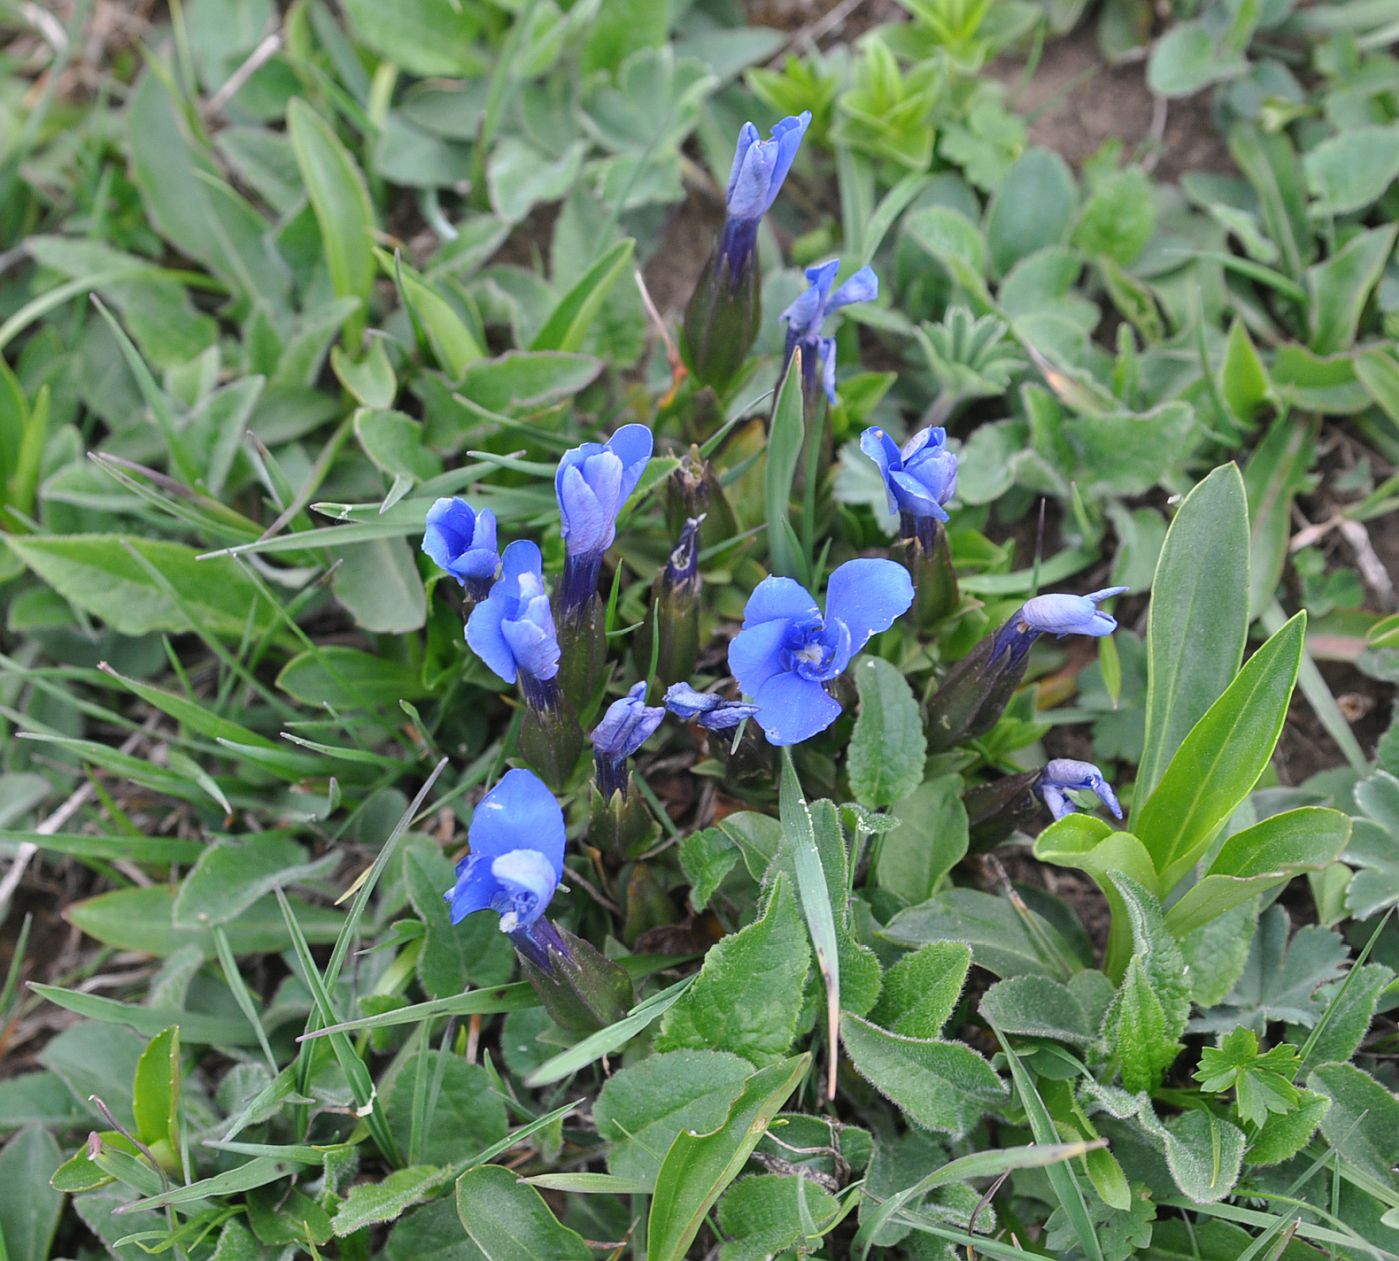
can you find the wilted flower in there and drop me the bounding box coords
[683,113,811,391]
[729,558,914,745]
[465,540,560,709]
[966,758,1122,850]
[664,682,759,731]
[781,259,878,403]
[928,587,1128,752]
[556,424,654,612]
[590,682,665,799]
[1037,758,1122,821]
[445,768,563,934]
[422,497,499,599]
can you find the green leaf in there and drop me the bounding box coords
[1033,815,1158,974]
[0,1127,63,1261]
[1305,225,1397,355]
[875,776,968,905]
[1163,807,1351,938]
[530,238,635,353]
[1302,125,1399,217]
[276,646,432,708]
[765,352,806,581]
[1246,1087,1330,1167]
[882,887,1079,979]
[132,1026,180,1151]
[333,1165,448,1236]
[1072,168,1155,266]
[594,1050,753,1189]
[646,1054,809,1261]
[1135,612,1306,891]
[1220,317,1271,427]
[1102,874,1188,1092]
[1193,1027,1301,1127]
[1146,21,1246,97]
[869,941,970,1039]
[986,147,1077,276]
[383,251,484,379]
[459,351,602,414]
[487,139,586,224]
[3,535,276,638]
[66,885,342,957]
[656,875,811,1065]
[840,1013,1006,1135]
[679,828,740,911]
[1137,463,1251,802]
[1347,770,1399,919]
[173,835,336,929]
[1194,906,1346,1033]
[847,656,927,808]
[1243,416,1314,618]
[288,98,377,346]
[717,1173,842,1260]
[355,409,442,482]
[1308,1062,1399,1186]
[342,0,485,76]
[979,975,1097,1047]
[331,536,429,633]
[386,1197,487,1261]
[386,1052,507,1169]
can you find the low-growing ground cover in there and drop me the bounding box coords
[0,1,1397,1258]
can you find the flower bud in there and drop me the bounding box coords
[513,916,635,1033]
[639,518,704,685]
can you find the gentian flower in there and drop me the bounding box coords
[729,558,914,745]
[1037,759,1122,821]
[422,497,499,598]
[928,586,1128,752]
[722,113,811,275]
[556,424,654,613]
[781,259,878,403]
[445,768,563,936]
[860,426,957,538]
[590,682,665,799]
[446,768,634,1031]
[682,113,811,391]
[465,540,561,711]
[664,682,759,731]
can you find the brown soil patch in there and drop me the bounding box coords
[989,27,1233,182]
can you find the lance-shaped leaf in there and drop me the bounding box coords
[1164,807,1351,938]
[1134,611,1306,892]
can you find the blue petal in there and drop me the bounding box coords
[727,136,777,221]
[753,672,841,745]
[766,112,810,207]
[1020,589,1122,637]
[499,538,544,587]
[473,507,498,556]
[725,122,759,205]
[663,682,718,719]
[558,462,611,556]
[742,575,820,627]
[502,594,560,680]
[780,283,827,343]
[468,768,565,879]
[889,470,950,522]
[445,854,500,924]
[829,265,879,310]
[824,558,914,653]
[860,428,903,516]
[729,618,795,697]
[606,423,655,504]
[591,682,665,759]
[465,593,516,684]
[820,337,838,402]
[490,848,559,931]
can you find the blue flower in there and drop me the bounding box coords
[1014,588,1126,639]
[729,558,914,745]
[591,682,665,798]
[664,682,759,731]
[556,424,654,611]
[422,497,499,598]
[860,426,958,525]
[465,540,560,707]
[445,768,564,934]
[727,113,811,223]
[781,259,878,402]
[1037,759,1123,822]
